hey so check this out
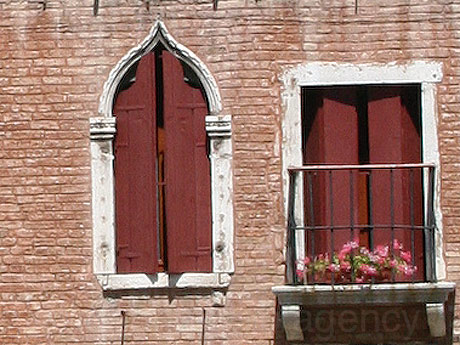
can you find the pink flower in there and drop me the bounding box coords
[349,241,359,249]
[359,264,377,276]
[340,245,352,256]
[367,266,378,276]
[368,253,379,263]
[360,247,369,256]
[305,240,418,284]
[340,261,351,272]
[374,245,389,258]
[296,269,304,279]
[403,265,417,277]
[328,264,340,273]
[389,259,398,268]
[400,251,412,264]
[393,239,403,251]
[338,241,359,260]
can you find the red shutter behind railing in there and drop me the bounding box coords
[303,87,360,253]
[303,86,424,279]
[113,53,159,274]
[162,51,212,273]
[367,86,424,280]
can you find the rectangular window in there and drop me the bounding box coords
[301,85,425,281]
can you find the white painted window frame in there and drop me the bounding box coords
[280,61,446,280]
[90,21,234,291]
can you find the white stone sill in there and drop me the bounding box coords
[273,282,456,306]
[96,272,231,291]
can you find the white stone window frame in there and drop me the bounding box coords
[90,21,234,291]
[280,61,446,280]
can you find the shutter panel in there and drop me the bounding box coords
[113,53,159,274]
[367,86,423,280]
[302,87,360,254]
[162,51,212,273]
[367,86,421,164]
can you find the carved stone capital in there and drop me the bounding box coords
[205,115,231,137]
[90,117,116,140]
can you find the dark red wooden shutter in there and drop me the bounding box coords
[302,87,360,253]
[303,86,424,279]
[113,53,159,274]
[367,86,423,280]
[162,51,212,273]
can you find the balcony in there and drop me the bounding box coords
[273,164,455,344]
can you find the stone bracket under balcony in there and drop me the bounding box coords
[273,282,456,344]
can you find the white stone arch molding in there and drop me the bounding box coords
[90,20,234,292]
[280,61,445,280]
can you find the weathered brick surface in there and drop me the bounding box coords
[1,0,460,344]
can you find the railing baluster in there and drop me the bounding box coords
[287,171,297,285]
[390,169,395,283]
[349,170,355,240]
[350,170,355,282]
[431,167,437,282]
[368,170,374,251]
[427,166,436,282]
[409,168,415,282]
[329,170,335,285]
[307,171,315,284]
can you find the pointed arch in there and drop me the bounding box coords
[90,22,234,292]
[98,20,222,117]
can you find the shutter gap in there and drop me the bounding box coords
[155,47,167,272]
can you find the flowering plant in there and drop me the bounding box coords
[296,240,417,284]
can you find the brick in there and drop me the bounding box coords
[1,1,460,344]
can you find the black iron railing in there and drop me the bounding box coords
[286,164,436,285]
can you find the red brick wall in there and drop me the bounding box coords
[0,0,459,344]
